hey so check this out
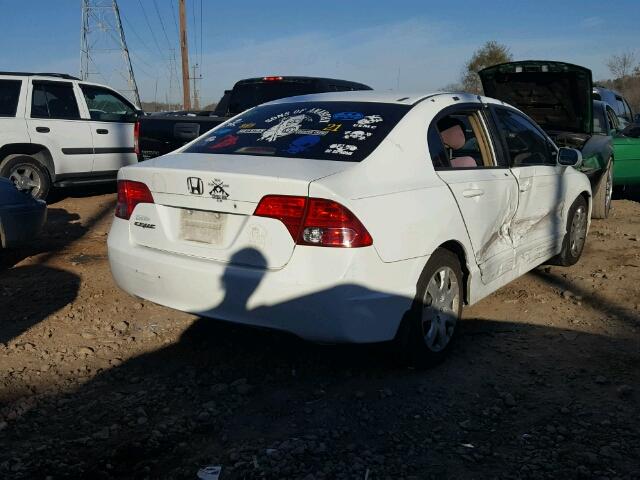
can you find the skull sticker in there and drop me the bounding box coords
[325,144,358,156]
[343,130,372,141]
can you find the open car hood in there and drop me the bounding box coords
[479,61,593,135]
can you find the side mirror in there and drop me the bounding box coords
[558,147,582,167]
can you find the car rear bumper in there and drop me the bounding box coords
[107,218,425,343]
[0,201,46,248]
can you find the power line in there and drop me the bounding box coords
[137,0,165,62]
[152,0,173,50]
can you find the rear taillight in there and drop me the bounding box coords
[253,195,307,239]
[133,120,140,156]
[262,76,283,81]
[254,195,373,248]
[115,180,154,220]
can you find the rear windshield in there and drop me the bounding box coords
[184,101,411,162]
[0,79,22,117]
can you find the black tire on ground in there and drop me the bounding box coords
[394,248,463,368]
[550,195,589,267]
[0,155,51,200]
[591,159,613,219]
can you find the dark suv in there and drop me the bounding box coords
[593,86,634,125]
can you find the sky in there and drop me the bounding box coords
[1,0,639,106]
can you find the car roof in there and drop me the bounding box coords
[262,90,502,107]
[0,71,80,81]
[235,76,371,88]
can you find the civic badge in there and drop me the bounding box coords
[187,177,204,195]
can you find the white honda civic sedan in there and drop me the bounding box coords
[108,91,591,366]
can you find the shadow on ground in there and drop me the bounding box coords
[0,265,80,346]
[1,284,638,478]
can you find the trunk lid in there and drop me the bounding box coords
[121,153,351,269]
[479,60,593,135]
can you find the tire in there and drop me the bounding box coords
[551,195,588,267]
[395,248,463,368]
[0,155,51,200]
[591,159,613,219]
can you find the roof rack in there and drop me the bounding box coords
[0,71,80,80]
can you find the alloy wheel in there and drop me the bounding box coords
[421,266,460,352]
[569,205,587,257]
[8,164,42,197]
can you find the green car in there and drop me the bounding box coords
[598,108,640,187]
[480,61,614,218]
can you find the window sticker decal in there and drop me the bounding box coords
[213,127,233,136]
[225,118,244,127]
[343,130,372,141]
[259,114,310,142]
[286,135,321,154]
[239,123,256,129]
[323,123,342,132]
[354,115,383,129]
[210,134,239,150]
[306,108,331,123]
[297,129,328,136]
[333,112,364,121]
[325,144,357,156]
[237,129,266,134]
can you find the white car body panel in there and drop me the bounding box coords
[108,91,592,343]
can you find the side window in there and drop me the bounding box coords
[31,81,80,120]
[494,108,553,167]
[0,80,22,117]
[593,104,607,134]
[80,85,136,122]
[429,109,500,169]
[606,107,619,131]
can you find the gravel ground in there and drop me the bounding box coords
[0,186,639,479]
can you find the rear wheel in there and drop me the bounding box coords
[551,195,588,267]
[591,159,612,219]
[395,249,463,368]
[0,155,50,200]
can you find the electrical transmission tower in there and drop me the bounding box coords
[80,0,141,107]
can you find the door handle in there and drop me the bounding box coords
[519,182,532,193]
[96,128,109,134]
[36,126,50,133]
[462,189,484,198]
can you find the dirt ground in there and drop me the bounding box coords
[0,186,639,480]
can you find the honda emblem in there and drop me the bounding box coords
[187,177,204,195]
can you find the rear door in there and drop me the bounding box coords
[26,80,94,176]
[430,105,518,285]
[491,106,564,265]
[79,84,138,173]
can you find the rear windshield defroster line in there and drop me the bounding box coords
[183,101,411,162]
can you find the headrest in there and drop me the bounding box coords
[450,156,477,168]
[440,124,466,150]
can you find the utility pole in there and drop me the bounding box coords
[179,0,191,110]
[80,0,141,107]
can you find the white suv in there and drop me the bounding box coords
[0,72,140,199]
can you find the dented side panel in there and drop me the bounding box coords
[436,169,519,284]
